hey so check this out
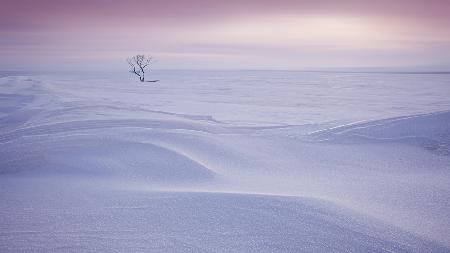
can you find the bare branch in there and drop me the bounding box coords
[127,55,155,82]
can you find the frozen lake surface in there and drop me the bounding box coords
[1,70,450,252]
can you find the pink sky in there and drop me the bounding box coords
[1,0,450,70]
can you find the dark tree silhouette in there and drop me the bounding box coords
[127,55,158,82]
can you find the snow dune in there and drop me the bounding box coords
[1,72,450,252]
[1,180,446,253]
[310,110,450,154]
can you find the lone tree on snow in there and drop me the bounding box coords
[127,55,158,82]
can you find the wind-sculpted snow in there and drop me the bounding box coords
[1,72,450,252]
[1,135,218,183]
[1,181,447,253]
[309,111,450,155]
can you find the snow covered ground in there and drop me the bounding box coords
[1,70,450,252]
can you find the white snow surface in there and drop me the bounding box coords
[1,70,450,252]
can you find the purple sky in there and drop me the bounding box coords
[1,0,450,71]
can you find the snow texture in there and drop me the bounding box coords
[1,71,450,252]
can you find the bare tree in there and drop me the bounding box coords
[127,55,158,82]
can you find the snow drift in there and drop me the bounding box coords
[1,71,450,252]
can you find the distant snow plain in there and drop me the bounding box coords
[1,70,450,252]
